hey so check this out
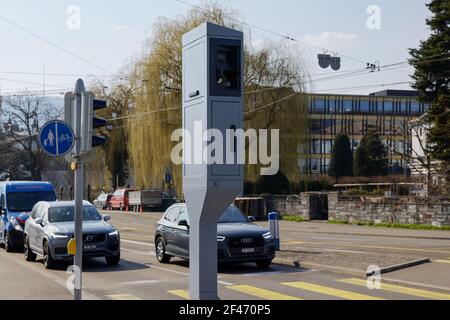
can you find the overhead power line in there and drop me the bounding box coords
[0,76,70,88]
[0,70,111,78]
[0,14,112,75]
[310,81,411,93]
[175,0,369,65]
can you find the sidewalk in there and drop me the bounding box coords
[276,221,450,240]
[273,247,428,277]
[383,260,450,292]
[0,252,73,300]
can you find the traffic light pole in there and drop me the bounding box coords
[73,158,83,300]
[64,79,107,300]
[73,79,85,300]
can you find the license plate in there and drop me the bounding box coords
[242,248,255,253]
[84,244,96,250]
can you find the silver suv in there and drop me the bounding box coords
[23,201,120,269]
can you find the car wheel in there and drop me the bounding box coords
[24,235,36,262]
[43,240,56,269]
[156,237,171,263]
[4,232,13,252]
[256,259,272,268]
[105,252,120,266]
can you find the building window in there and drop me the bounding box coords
[311,120,322,134]
[323,119,333,134]
[343,100,352,113]
[366,119,378,133]
[322,159,330,173]
[371,100,379,113]
[329,98,337,113]
[399,100,409,115]
[311,140,322,154]
[311,159,320,173]
[323,140,333,154]
[411,101,420,114]
[354,120,364,135]
[393,120,405,134]
[361,100,370,113]
[315,98,326,113]
[298,158,309,173]
[384,101,394,115]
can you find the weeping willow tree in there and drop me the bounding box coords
[126,4,309,196]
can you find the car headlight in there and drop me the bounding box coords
[217,236,226,242]
[263,232,272,240]
[50,233,69,239]
[108,229,119,237]
[10,217,23,232]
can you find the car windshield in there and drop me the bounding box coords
[7,191,56,212]
[218,206,249,223]
[48,206,102,223]
[97,194,107,200]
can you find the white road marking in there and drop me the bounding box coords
[218,280,235,286]
[106,294,142,300]
[119,280,162,285]
[146,264,189,276]
[145,263,231,283]
[121,247,156,256]
[243,271,282,276]
[122,239,155,247]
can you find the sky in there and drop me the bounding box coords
[0,0,432,97]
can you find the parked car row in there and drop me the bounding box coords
[0,181,273,271]
[94,188,177,212]
[155,204,276,268]
[0,181,121,269]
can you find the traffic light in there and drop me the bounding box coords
[81,94,107,152]
[90,98,107,148]
[64,88,108,157]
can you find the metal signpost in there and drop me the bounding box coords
[182,22,244,300]
[37,76,107,301]
[62,79,108,300]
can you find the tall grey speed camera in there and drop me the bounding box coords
[182,22,244,300]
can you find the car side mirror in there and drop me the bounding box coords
[248,216,256,222]
[179,219,189,229]
[35,218,43,226]
[103,215,111,222]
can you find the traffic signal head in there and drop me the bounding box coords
[81,94,108,153]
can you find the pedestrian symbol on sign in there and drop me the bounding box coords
[38,120,74,157]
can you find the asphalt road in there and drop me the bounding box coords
[0,210,449,300]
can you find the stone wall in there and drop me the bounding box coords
[327,192,450,227]
[270,193,317,220]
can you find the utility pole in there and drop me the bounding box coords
[73,79,85,300]
[64,79,108,300]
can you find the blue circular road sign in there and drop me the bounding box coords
[38,120,74,157]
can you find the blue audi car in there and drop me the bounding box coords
[0,181,57,252]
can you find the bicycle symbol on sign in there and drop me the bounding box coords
[58,134,73,144]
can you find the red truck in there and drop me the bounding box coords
[109,189,135,211]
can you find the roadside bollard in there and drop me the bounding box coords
[268,212,280,251]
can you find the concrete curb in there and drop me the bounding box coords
[273,258,366,277]
[273,257,431,278]
[373,258,431,276]
[278,228,450,241]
